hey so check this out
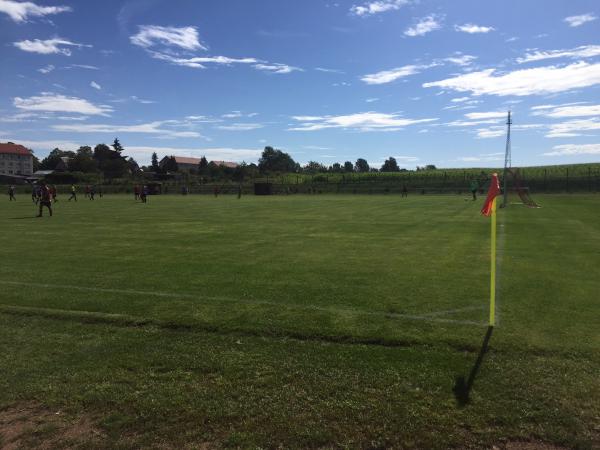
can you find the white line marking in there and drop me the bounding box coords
[420,305,486,317]
[0,280,486,327]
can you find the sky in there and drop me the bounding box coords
[0,0,599,168]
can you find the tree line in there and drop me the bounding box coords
[38,141,437,181]
[39,138,137,179]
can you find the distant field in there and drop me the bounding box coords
[1,193,598,448]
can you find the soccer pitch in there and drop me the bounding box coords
[1,194,599,448]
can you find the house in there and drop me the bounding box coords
[159,156,202,173]
[55,156,71,172]
[0,142,34,176]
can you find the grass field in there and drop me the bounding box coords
[1,193,599,449]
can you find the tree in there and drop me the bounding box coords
[303,161,326,174]
[258,146,297,173]
[93,143,128,178]
[127,157,140,174]
[425,164,437,171]
[354,158,369,173]
[32,154,40,172]
[68,146,98,173]
[330,162,342,173]
[151,152,160,172]
[162,156,178,173]
[343,161,354,173]
[112,138,124,153]
[198,156,208,175]
[381,157,400,172]
[39,148,75,170]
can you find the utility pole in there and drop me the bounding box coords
[501,110,512,208]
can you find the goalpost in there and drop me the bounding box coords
[501,111,540,209]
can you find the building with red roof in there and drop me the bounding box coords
[0,142,34,176]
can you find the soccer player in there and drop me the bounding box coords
[469,179,479,201]
[50,185,58,203]
[134,184,140,200]
[401,184,408,198]
[68,184,77,201]
[140,185,148,203]
[37,181,53,217]
[8,185,16,201]
[89,185,95,200]
[31,185,37,203]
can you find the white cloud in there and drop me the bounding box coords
[68,64,99,70]
[546,118,600,138]
[451,97,470,103]
[465,111,508,120]
[456,155,503,162]
[475,123,544,138]
[148,51,300,74]
[14,93,112,116]
[517,44,600,64]
[532,104,600,118]
[289,112,437,131]
[38,64,54,74]
[475,127,506,138]
[315,67,345,74]
[423,62,600,96]
[445,119,502,127]
[3,138,81,153]
[124,146,263,164]
[13,38,88,55]
[216,123,264,131]
[404,15,442,37]
[350,0,410,16]
[222,111,243,119]
[0,0,71,23]
[361,64,433,85]
[253,63,302,74]
[564,13,597,27]
[148,51,258,68]
[543,143,600,156]
[53,121,203,138]
[444,54,477,66]
[0,112,42,122]
[90,81,101,90]
[454,23,494,33]
[130,25,205,50]
[366,97,379,103]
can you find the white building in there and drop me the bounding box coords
[0,142,33,176]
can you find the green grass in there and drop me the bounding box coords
[0,193,598,448]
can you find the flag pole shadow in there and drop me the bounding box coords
[453,325,494,407]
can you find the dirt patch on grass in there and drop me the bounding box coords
[0,403,106,449]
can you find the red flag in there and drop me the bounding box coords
[481,173,501,216]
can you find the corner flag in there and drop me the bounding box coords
[481,173,501,217]
[482,173,501,326]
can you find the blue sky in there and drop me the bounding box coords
[1,0,599,168]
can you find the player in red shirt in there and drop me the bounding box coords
[37,181,53,217]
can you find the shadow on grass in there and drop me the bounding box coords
[9,216,38,220]
[453,325,493,407]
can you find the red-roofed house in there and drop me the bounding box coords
[0,142,34,176]
[159,155,202,172]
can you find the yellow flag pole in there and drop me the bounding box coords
[489,197,497,326]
